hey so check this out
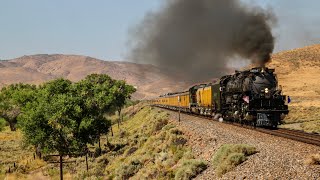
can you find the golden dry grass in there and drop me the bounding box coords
[269,44,320,132]
[0,127,47,179]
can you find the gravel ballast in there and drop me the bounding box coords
[165,109,320,179]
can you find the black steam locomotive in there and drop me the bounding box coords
[152,67,289,128]
[220,67,289,127]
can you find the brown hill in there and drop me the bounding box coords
[0,44,319,128]
[268,44,320,130]
[0,54,188,99]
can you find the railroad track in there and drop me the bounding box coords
[156,106,320,146]
[234,124,320,146]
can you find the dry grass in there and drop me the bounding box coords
[268,44,320,133]
[104,106,207,179]
[174,159,207,180]
[300,120,320,134]
[305,154,320,165]
[284,106,320,124]
[0,127,47,179]
[212,144,257,177]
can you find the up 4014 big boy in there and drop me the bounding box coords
[152,67,289,128]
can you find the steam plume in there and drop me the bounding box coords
[129,0,276,80]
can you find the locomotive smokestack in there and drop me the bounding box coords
[129,0,276,80]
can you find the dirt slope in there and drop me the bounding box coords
[0,54,188,99]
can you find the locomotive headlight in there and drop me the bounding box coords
[265,88,269,93]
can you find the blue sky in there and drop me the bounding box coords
[0,0,319,60]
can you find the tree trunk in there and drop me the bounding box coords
[117,108,122,129]
[98,136,101,149]
[36,144,42,159]
[59,155,63,180]
[110,126,113,136]
[86,154,89,171]
[8,121,16,131]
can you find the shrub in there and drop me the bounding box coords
[116,159,142,179]
[212,144,257,177]
[96,155,109,165]
[305,154,320,165]
[175,159,207,180]
[170,128,184,135]
[163,124,176,131]
[173,137,188,146]
[153,118,168,132]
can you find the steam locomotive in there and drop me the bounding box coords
[152,67,289,128]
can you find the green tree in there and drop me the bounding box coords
[0,83,36,131]
[20,79,85,154]
[20,74,126,153]
[20,78,113,180]
[73,74,118,146]
[111,80,136,128]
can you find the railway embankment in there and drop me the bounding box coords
[165,109,320,179]
[1,104,319,179]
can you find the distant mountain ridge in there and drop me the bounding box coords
[1,44,319,101]
[0,54,189,99]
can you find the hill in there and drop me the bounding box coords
[0,54,188,99]
[0,44,319,129]
[268,44,320,131]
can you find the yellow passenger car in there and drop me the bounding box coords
[153,91,190,111]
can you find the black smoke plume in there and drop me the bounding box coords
[129,0,276,81]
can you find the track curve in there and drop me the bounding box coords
[156,106,320,146]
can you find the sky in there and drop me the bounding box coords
[0,0,319,61]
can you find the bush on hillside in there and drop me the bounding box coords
[175,159,207,180]
[212,144,257,177]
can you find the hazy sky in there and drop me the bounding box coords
[0,0,319,60]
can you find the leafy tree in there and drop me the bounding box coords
[111,80,136,128]
[20,79,85,154]
[0,83,36,131]
[20,74,131,154]
[73,74,119,146]
[9,75,135,180]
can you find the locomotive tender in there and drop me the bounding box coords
[152,67,289,128]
